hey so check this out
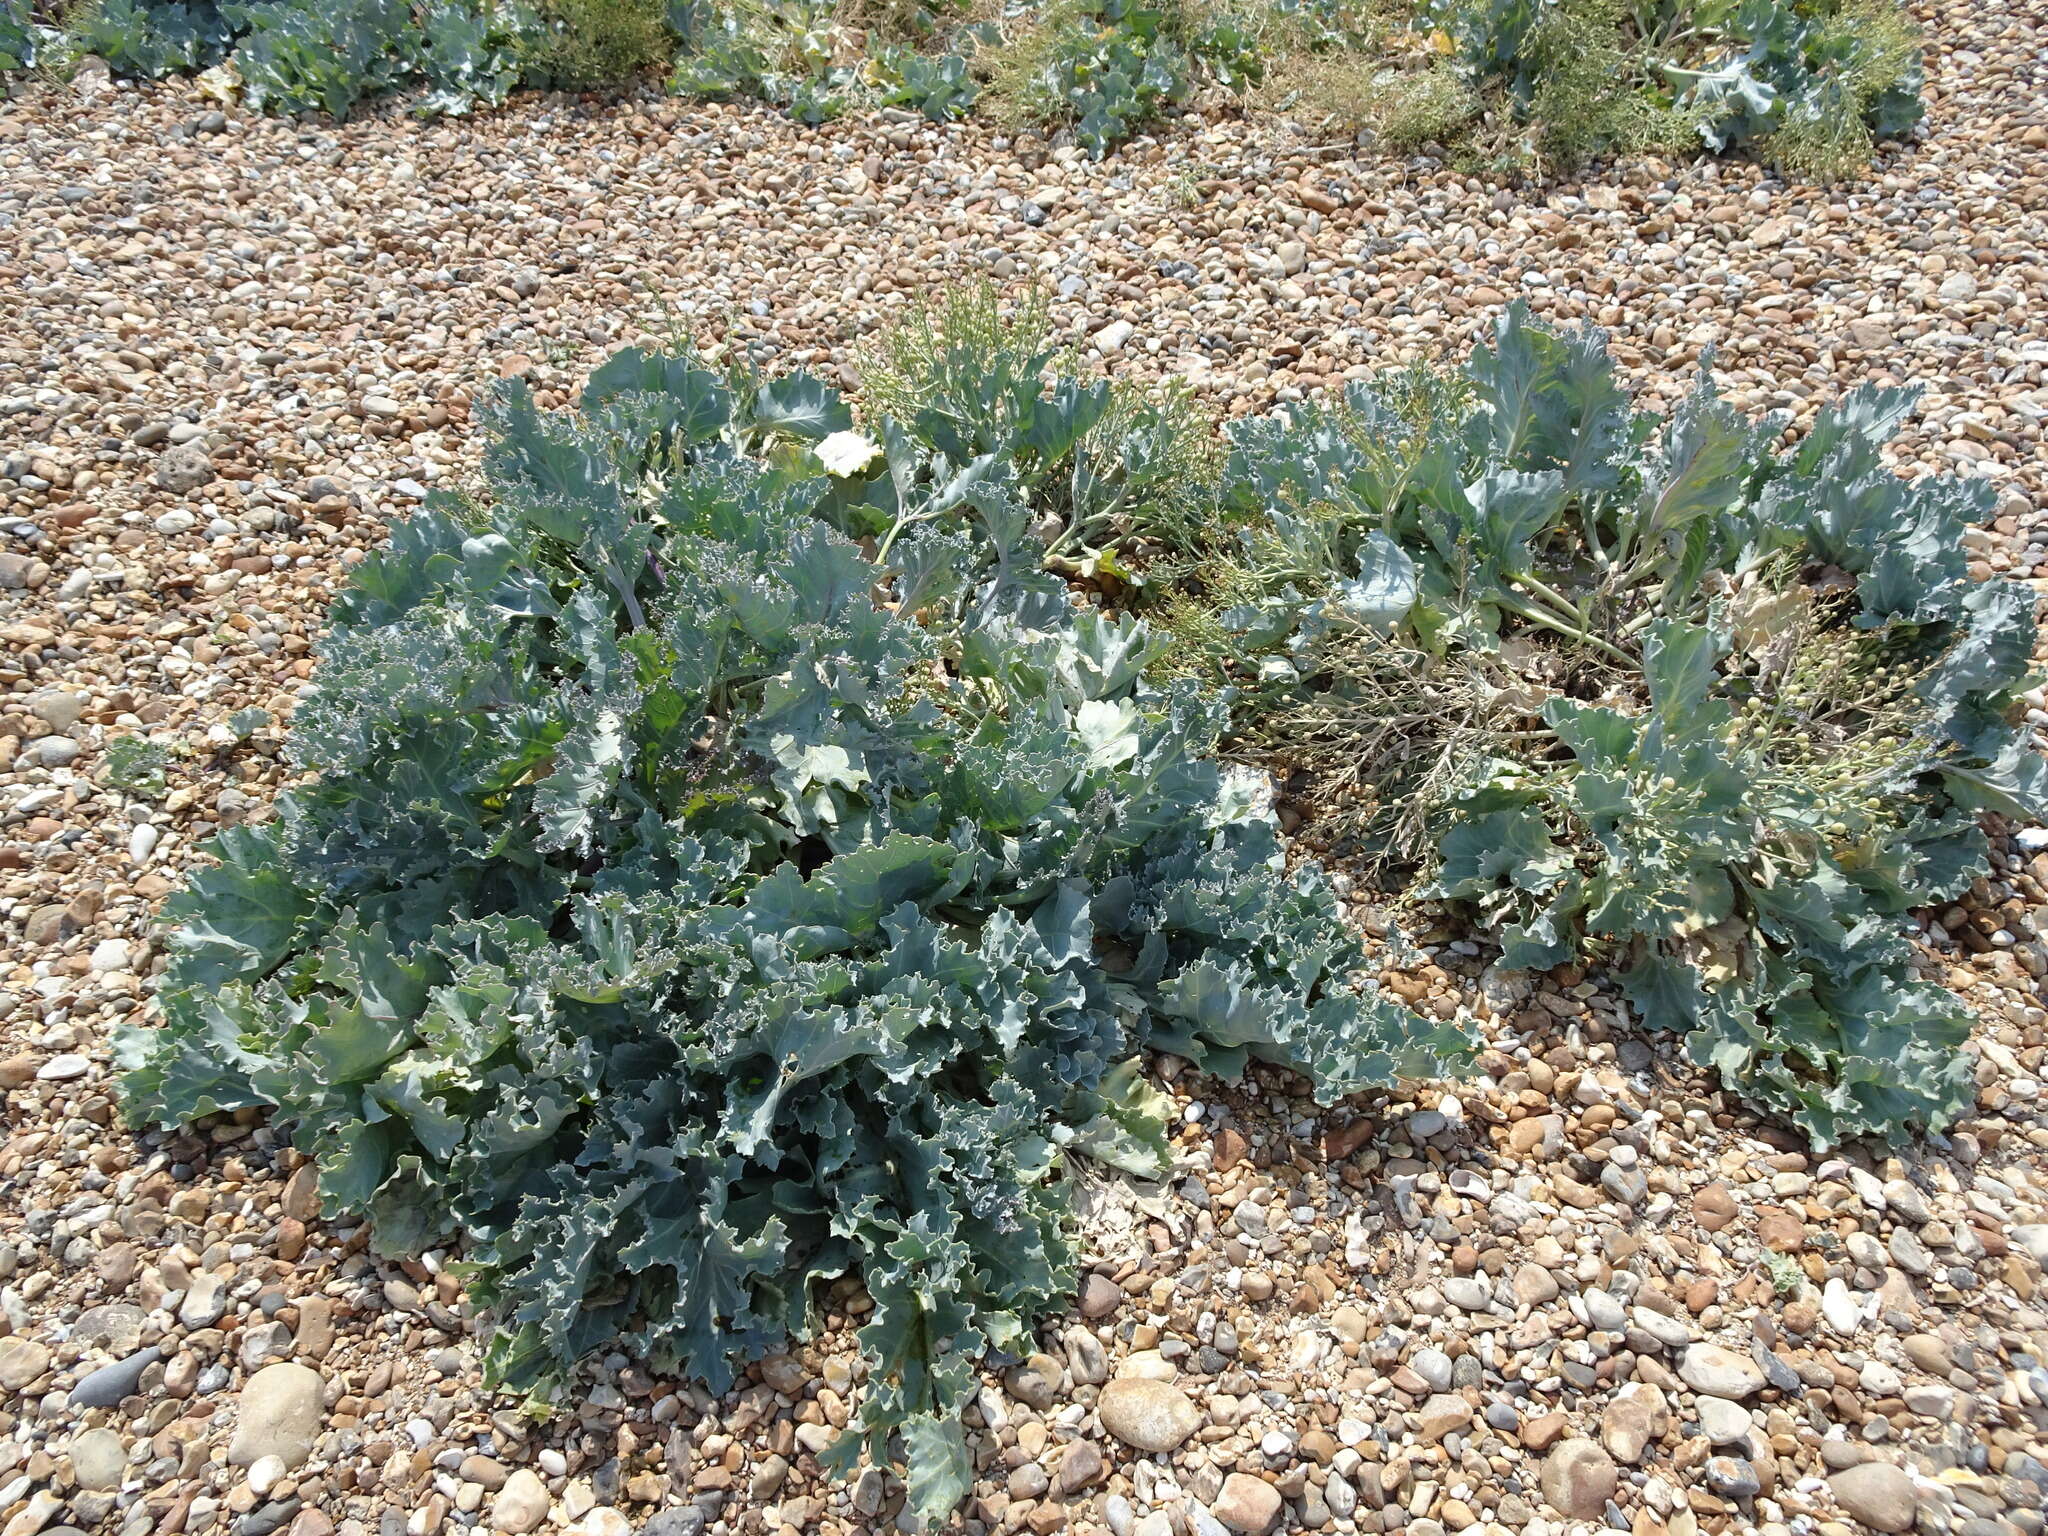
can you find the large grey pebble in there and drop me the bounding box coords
[68,1346,160,1408]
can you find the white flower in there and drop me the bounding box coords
[814,430,883,478]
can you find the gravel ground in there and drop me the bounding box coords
[5,4,2048,1536]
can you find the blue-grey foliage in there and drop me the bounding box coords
[1208,303,2041,1147]
[119,342,1461,1519]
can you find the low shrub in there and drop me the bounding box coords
[1253,24,1482,151]
[869,38,975,120]
[852,283,1221,574]
[1163,304,2043,1145]
[664,0,991,125]
[529,0,669,88]
[836,0,970,46]
[102,276,2048,1504]
[1676,0,1925,181]
[120,323,1461,1518]
[99,734,173,798]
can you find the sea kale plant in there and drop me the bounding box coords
[1174,304,2044,1147]
[870,40,977,120]
[64,0,241,78]
[0,0,36,71]
[1275,0,1924,178]
[988,0,1265,158]
[224,0,419,119]
[118,334,1460,1518]
[1663,0,1924,178]
[12,0,1922,177]
[25,0,648,116]
[668,0,853,123]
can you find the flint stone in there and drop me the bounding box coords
[1541,1439,1618,1519]
[229,1363,325,1469]
[69,1347,161,1408]
[1099,1378,1203,1453]
[1679,1343,1766,1400]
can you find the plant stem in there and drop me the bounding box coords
[1619,601,1665,639]
[607,563,647,631]
[875,505,942,565]
[1498,594,1635,665]
[1515,572,1588,625]
[1580,503,1613,570]
[1607,509,1645,579]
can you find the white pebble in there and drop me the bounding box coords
[247,1455,285,1496]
